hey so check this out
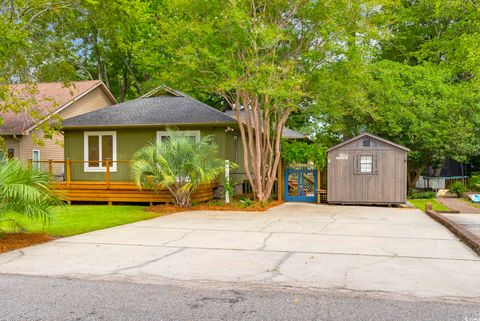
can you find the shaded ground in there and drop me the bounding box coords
[443,214,480,240]
[1,203,478,302]
[1,274,479,321]
[437,197,480,214]
[0,233,54,254]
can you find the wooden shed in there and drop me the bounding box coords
[327,133,409,205]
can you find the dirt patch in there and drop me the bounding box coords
[148,200,284,214]
[437,197,480,214]
[0,233,55,254]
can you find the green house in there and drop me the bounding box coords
[61,88,305,185]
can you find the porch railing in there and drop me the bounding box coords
[28,159,131,189]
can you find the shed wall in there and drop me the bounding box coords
[327,138,407,204]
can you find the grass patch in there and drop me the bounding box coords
[460,198,480,208]
[1,205,161,237]
[408,199,450,212]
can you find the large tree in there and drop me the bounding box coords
[147,0,383,202]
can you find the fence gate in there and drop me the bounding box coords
[284,167,318,202]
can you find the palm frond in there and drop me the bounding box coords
[131,130,237,207]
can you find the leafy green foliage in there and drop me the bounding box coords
[449,182,467,198]
[0,159,62,232]
[407,189,436,199]
[469,172,480,191]
[132,130,234,207]
[281,140,326,168]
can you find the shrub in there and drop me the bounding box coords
[0,159,62,232]
[408,189,436,199]
[469,172,480,191]
[132,130,236,207]
[449,182,467,198]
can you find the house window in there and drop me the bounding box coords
[84,131,117,172]
[7,148,14,159]
[32,150,41,170]
[156,130,200,144]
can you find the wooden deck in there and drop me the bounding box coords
[53,181,219,203]
[28,159,219,204]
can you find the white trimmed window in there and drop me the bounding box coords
[84,131,117,172]
[156,130,200,144]
[359,155,373,173]
[32,149,41,170]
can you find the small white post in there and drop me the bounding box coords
[225,159,230,204]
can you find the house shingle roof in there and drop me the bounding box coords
[225,110,308,140]
[62,95,237,128]
[62,91,308,140]
[0,80,107,135]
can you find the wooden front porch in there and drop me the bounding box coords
[30,160,218,204]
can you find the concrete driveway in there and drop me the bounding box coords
[1,203,479,302]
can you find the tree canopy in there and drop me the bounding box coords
[1,0,480,189]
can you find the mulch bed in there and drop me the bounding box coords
[0,233,55,254]
[148,200,284,214]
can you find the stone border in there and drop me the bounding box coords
[425,203,480,256]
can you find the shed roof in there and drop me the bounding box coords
[327,133,410,152]
[0,80,115,135]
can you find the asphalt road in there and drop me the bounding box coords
[1,275,479,321]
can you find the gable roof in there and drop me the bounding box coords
[327,133,410,152]
[62,87,309,141]
[0,80,116,135]
[225,110,308,140]
[62,93,238,128]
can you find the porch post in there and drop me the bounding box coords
[105,159,111,190]
[66,159,71,189]
[48,160,53,176]
[317,167,321,204]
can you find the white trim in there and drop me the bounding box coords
[156,130,201,143]
[84,131,117,172]
[32,149,41,170]
[25,82,117,134]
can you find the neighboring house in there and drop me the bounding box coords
[61,87,306,182]
[0,80,117,176]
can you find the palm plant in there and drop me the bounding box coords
[0,159,61,231]
[132,130,231,207]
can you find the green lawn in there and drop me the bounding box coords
[408,199,450,212]
[1,205,159,237]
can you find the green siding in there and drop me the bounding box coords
[64,126,242,181]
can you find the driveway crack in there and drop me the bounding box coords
[262,252,293,281]
[0,250,24,266]
[112,248,185,274]
[162,230,194,246]
[259,219,282,232]
[258,233,274,250]
[315,213,338,234]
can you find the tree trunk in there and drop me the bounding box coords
[227,90,290,203]
[118,67,128,103]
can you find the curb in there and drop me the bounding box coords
[425,203,480,256]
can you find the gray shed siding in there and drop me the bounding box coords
[327,135,408,204]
